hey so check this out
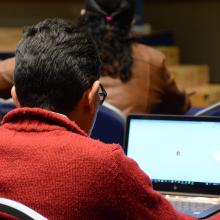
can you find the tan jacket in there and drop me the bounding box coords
[0,46,190,116]
[0,57,15,99]
[101,43,190,116]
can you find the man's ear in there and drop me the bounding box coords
[88,80,100,113]
[68,80,100,134]
[80,9,86,16]
[76,80,99,112]
[11,86,21,107]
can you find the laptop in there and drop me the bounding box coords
[125,114,220,219]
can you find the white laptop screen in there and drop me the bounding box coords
[125,115,220,194]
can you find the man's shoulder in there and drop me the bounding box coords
[132,43,165,68]
[65,134,124,179]
[68,133,122,156]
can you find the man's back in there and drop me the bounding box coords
[0,108,119,219]
[0,108,194,220]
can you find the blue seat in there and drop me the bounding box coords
[0,99,15,115]
[91,103,126,149]
[0,52,15,60]
[0,99,15,121]
[194,102,220,116]
[185,107,204,116]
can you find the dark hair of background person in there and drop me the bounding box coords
[77,0,135,82]
[14,18,101,115]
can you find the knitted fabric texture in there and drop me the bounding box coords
[0,108,195,220]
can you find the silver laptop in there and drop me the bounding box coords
[125,114,220,219]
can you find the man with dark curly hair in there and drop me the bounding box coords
[0,18,195,220]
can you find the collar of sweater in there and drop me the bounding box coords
[2,107,87,136]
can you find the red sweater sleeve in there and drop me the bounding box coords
[109,145,196,220]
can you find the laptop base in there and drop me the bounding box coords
[164,194,220,219]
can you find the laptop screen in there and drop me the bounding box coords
[125,115,220,195]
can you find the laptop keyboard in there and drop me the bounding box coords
[165,195,220,213]
[171,200,215,212]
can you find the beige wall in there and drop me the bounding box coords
[1,1,220,82]
[0,1,83,51]
[0,2,83,26]
[144,1,220,83]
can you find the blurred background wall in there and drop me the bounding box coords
[0,1,83,26]
[0,0,220,83]
[144,1,220,83]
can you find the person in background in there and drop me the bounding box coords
[0,18,195,220]
[0,58,15,121]
[77,0,191,116]
[0,0,190,117]
[0,57,14,99]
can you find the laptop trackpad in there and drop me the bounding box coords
[167,195,220,219]
[180,205,220,219]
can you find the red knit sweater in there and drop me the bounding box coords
[0,108,195,220]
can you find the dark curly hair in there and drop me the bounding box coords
[77,0,135,82]
[15,18,101,115]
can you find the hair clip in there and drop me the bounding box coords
[105,16,113,23]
